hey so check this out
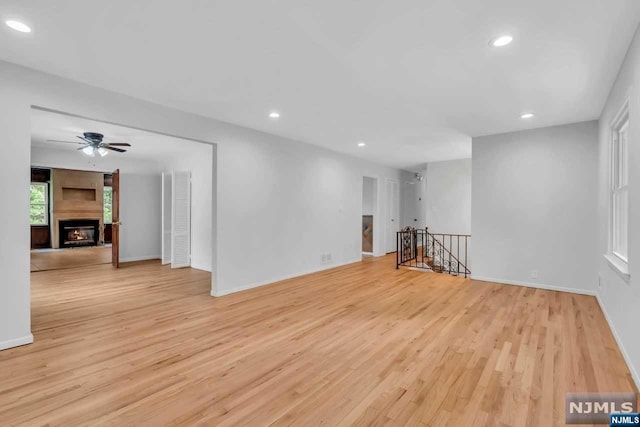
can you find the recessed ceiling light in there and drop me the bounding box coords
[357,142,366,147]
[490,35,513,47]
[269,111,280,119]
[5,20,31,33]
[521,112,534,119]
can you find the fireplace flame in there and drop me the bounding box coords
[68,229,90,241]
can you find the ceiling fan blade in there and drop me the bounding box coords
[47,139,84,145]
[104,146,127,153]
[77,135,96,144]
[77,145,90,150]
[102,143,131,147]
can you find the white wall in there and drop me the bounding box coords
[161,143,213,272]
[0,81,32,350]
[362,177,375,216]
[471,121,599,294]
[217,140,405,294]
[119,174,162,262]
[31,145,162,263]
[425,159,471,234]
[0,59,406,349]
[596,25,640,388]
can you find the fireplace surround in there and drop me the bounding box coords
[58,219,100,248]
[51,169,105,249]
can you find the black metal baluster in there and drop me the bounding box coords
[457,235,460,275]
[396,231,399,269]
[411,230,418,267]
[449,235,452,274]
[464,236,468,278]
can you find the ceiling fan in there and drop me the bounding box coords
[47,132,132,157]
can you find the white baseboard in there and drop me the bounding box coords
[211,258,362,297]
[470,276,596,296]
[595,294,640,391]
[120,254,161,263]
[0,334,33,351]
[190,262,212,273]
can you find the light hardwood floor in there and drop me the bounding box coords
[30,246,112,272]
[0,256,636,426]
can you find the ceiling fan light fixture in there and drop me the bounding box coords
[82,146,96,157]
[47,131,130,155]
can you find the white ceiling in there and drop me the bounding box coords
[31,109,208,162]
[3,0,640,170]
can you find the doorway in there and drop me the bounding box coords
[29,167,118,272]
[362,176,377,255]
[29,107,214,273]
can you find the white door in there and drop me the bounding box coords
[171,171,191,268]
[161,173,172,265]
[386,179,400,253]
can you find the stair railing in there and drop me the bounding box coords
[425,229,470,278]
[396,227,470,278]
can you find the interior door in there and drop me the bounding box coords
[161,173,172,265]
[171,171,191,268]
[386,179,400,253]
[111,169,120,268]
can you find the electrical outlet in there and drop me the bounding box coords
[530,270,539,280]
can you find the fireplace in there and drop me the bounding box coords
[58,219,100,248]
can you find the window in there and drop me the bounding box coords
[30,183,48,226]
[104,186,113,224]
[610,101,629,264]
